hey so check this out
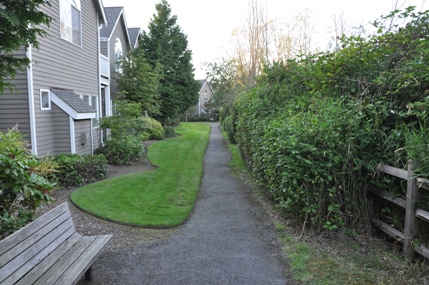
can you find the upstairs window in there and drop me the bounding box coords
[60,0,81,46]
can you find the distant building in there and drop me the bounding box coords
[193,79,214,117]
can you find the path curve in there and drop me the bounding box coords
[90,123,290,284]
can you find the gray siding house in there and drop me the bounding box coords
[100,7,139,108]
[193,79,214,117]
[0,0,107,156]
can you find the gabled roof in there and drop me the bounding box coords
[197,79,214,93]
[50,88,96,120]
[95,0,107,25]
[100,7,131,46]
[128,28,141,49]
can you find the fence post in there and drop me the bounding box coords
[403,159,418,261]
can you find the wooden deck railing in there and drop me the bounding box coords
[368,159,429,261]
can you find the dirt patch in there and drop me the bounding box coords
[37,141,178,250]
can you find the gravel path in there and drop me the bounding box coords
[88,123,290,284]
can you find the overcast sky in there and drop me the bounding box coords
[102,0,428,79]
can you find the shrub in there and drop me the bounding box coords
[233,7,429,232]
[138,117,164,140]
[53,154,108,187]
[163,126,176,138]
[98,101,161,164]
[0,128,55,239]
[221,115,236,144]
[96,135,145,165]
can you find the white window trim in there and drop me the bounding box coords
[59,0,82,47]
[40,89,51,110]
[79,94,99,128]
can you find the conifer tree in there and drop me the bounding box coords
[139,0,200,124]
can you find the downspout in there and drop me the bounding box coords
[26,45,37,155]
[98,16,103,147]
[90,122,94,155]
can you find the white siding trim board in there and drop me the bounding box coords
[26,45,37,155]
[69,116,76,153]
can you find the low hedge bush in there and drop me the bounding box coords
[95,135,145,165]
[138,117,164,140]
[53,153,107,187]
[163,126,176,138]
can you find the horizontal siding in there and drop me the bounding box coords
[30,0,99,156]
[32,0,99,94]
[52,104,71,154]
[0,50,31,142]
[74,120,92,155]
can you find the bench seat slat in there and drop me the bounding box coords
[0,216,75,283]
[6,231,81,285]
[0,203,112,285]
[34,236,94,285]
[0,203,69,256]
[34,236,103,285]
[53,234,113,285]
[0,210,73,268]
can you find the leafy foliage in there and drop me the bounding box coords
[163,126,176,138]
[52,154,107,188]
[0,0,51,94]
[139,0,200,124]
[117,49,161,116]
[233,7,429,232]
[96,136,145,166]
[0,127,55,239]
[204,58,246,123]
[97,101,147,165]
[97,101,165,165]
[221,115,236,144]
[141,117,164,140]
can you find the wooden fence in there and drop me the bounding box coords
[368,159,429,261]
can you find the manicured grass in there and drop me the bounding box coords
[71,122,210,227]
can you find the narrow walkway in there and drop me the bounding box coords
[92,123,289,284]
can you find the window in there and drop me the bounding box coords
[80,94,98,127]
[114,38,123,73]
[91,95,98,127]
[82,94,90,105]
[40,90,51,110]
[60,0,81,45]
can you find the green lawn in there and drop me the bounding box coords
[71,122,210,227]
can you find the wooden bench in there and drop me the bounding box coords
[0,202,112,285]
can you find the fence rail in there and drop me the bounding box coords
[369,160,429,261]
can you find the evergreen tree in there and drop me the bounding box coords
[139,0,200,124]
[117,49,161,116]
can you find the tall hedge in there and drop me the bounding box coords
[234,7,429,232]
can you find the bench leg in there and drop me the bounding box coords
[85,267,93,281]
